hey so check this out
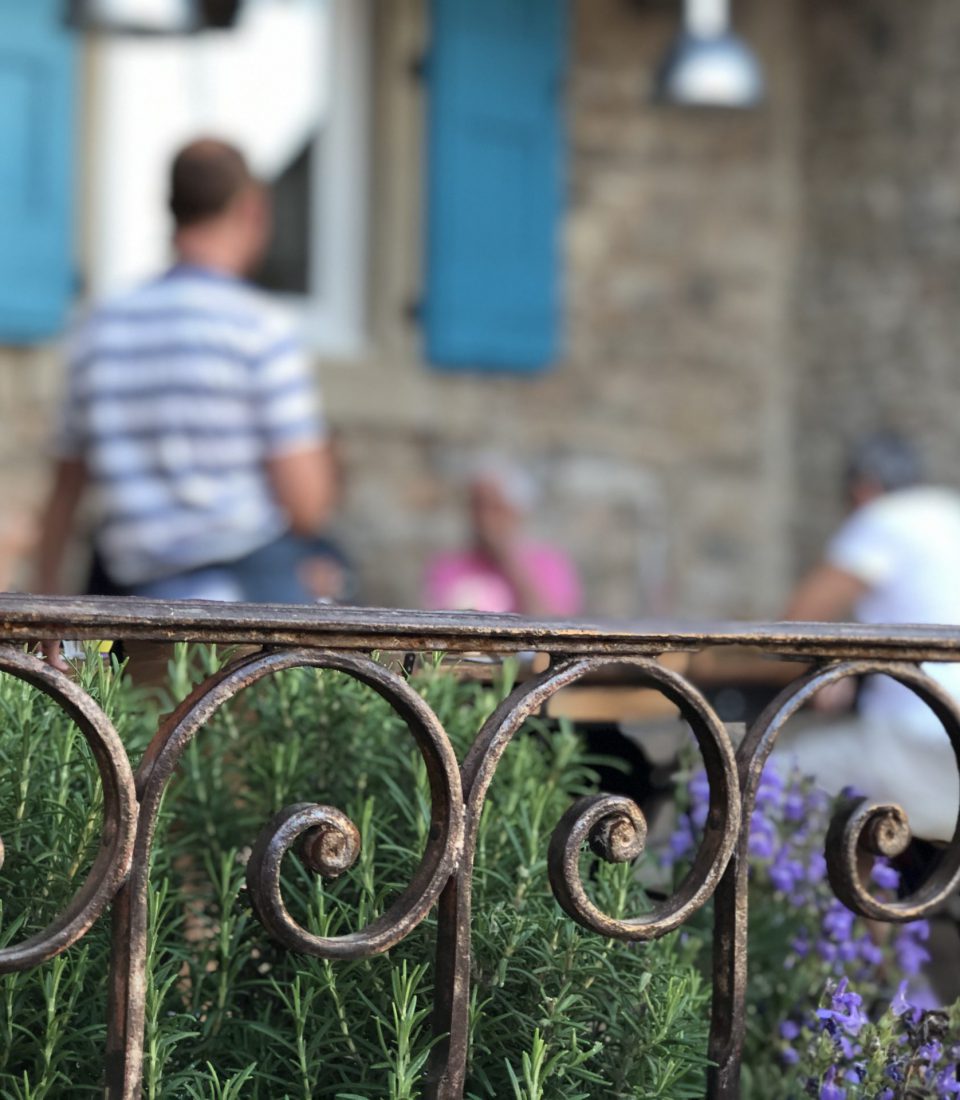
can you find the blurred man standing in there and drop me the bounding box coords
[36,139,335,624]
[777,434,960,841]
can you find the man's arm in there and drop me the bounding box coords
[783,562,871,712]
[785,562,870,622]
[34,457,87,670]
[264,443,337,536]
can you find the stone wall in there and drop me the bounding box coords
[323,0,803,618]
[795,0,960,566]
[0,349,59,589]
[0,0,804,619]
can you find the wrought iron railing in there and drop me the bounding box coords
[0,594,958,1098]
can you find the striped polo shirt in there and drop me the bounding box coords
[56,264,325,586]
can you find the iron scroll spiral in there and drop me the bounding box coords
[742,659,960,923]
[134,647,465,959]
[458,656,740,940]
[0,645,137,973]
[544,658,740,938]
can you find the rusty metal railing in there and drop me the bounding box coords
[0,594,959,1098]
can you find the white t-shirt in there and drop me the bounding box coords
[827,486,960,723]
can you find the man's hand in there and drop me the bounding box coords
[39,639,70,672]
[811,677,858,714]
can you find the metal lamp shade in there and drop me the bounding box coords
[654,0,764,109]
[654,29,764,108]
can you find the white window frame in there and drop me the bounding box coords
[299,0,370,356]
[83,0,370,357]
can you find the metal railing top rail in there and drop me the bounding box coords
[2,593,960,660]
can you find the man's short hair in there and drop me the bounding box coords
[169,138,255,228]
[846,432,923,493]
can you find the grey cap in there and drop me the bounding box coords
[845,433,923,493]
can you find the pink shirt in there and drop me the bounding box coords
[423,544,582,617]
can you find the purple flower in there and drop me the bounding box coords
[891,981,911,1017]
[817,940,838,964]
[822,900,855,942]
[664,813,695,863]
[780,1019,800,1041]
[791,933,810,959]
[770,853,805,894]
[857,938,884,967]
[919,1040,944,1063]
[895,922,932,976]
[756,768,784,810]
[690,801,709,830]
[689,770,710,808]
[748,812,776,859]
[936,1069,960,1096]
[837,1034,860,1059]
[838,938,860,964]
[784,789,807,822]
[820,1067,847,1100]
[816,979,867,1035]
[871,859,900,891]
[806,851,827,885]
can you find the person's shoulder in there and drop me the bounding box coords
[197,276,290,329]
[63,280,159,359]
[867,486,960,525]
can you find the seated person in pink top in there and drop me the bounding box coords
[424,460,582,617]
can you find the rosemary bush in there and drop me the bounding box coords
[0,647,710,1098]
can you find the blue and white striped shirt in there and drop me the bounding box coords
[57,265,325,586]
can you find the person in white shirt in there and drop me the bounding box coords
[776,434,960,841]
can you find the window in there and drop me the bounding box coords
[85,0,370,355]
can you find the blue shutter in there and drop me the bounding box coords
[425,0,568,372]
[0,1,76,343]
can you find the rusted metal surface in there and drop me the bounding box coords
[6,592,960,659]
[0,596,958,1098]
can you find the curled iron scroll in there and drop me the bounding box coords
[742,659,960,923]
[459,656,740,940]
[135,647,464,959]
[0,645,136,973]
